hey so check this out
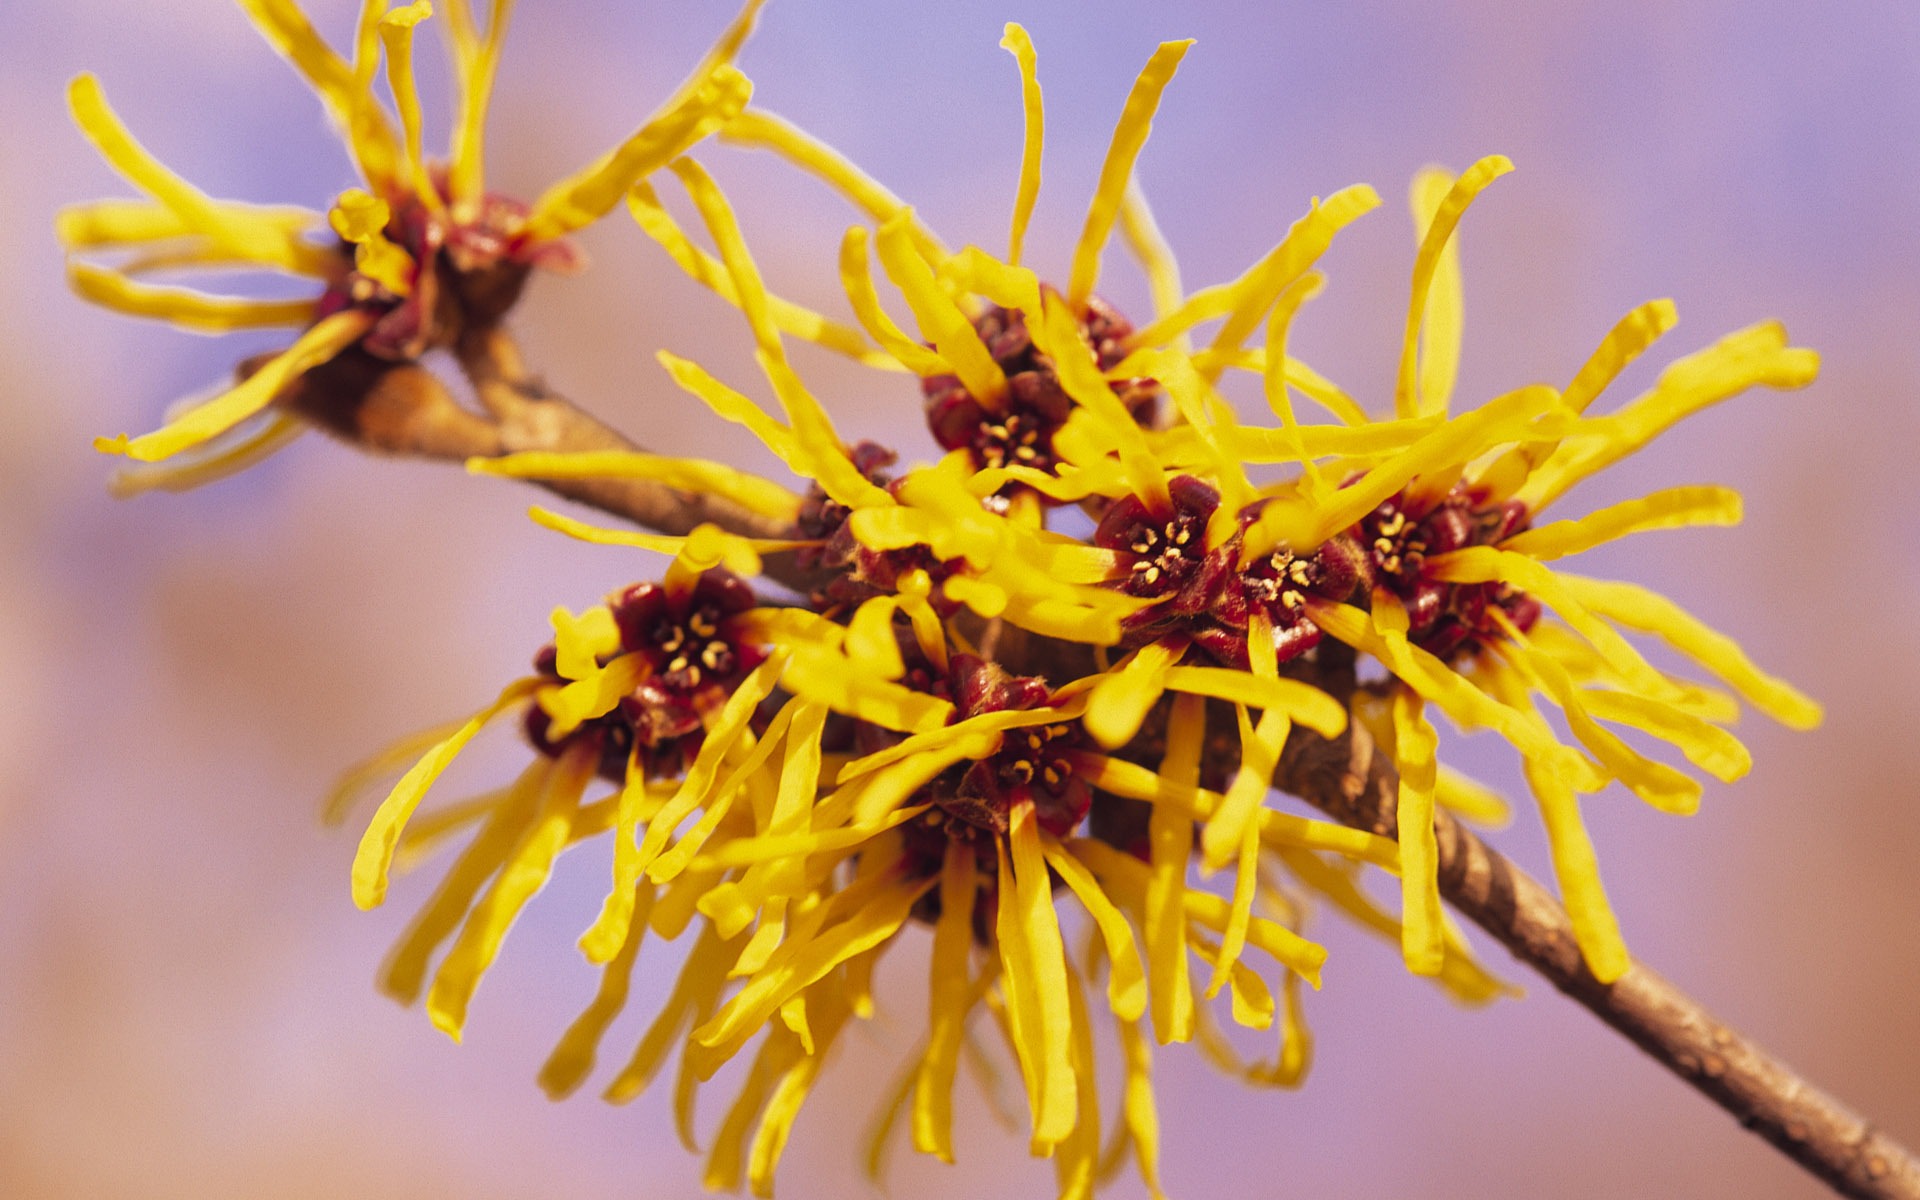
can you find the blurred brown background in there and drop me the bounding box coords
[1,1,1916,1196]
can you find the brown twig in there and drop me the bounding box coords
[273,326,829,596]
[272,327,1918,1198]
[1278,650,1920,1200]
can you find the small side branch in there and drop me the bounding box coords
[273,328,827,595]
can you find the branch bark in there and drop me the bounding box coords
[275,329,1919,1199]
[1277,658,1920,1200]
[274,327,828,595]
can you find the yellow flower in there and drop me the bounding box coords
[64,0,766,479]
[1213,157,1823,983]
[657,28,1818,990]
[316,20,1819,1198]
[336,549,1429,1197]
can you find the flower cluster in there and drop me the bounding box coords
[80,9,1820,1199]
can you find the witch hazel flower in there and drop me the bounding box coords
[65,0,766,482]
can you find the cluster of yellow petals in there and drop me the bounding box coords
[300,18,1829,1200]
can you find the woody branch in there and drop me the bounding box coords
[273,324,1920,1200]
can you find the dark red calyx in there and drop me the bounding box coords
[1357,486,1538,660]
[523,657,636,783]
[920,295,1160,483]
[612,572,760,690]
[1094,474,1225,614]
[317,185,581,361]
[934,655,1087,838]
[604,570,764,753]
[797,441,898,553]
[795,442,957,615]
[1182,540,1335,670]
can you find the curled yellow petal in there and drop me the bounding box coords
[1146,693,1201,1042]
[1478,298,1678,498]
[1198,703,1289,876]
[1392,690,1445,976]
[548,604,620,681]
[1043,839,1147,1023]
[913,840,978,1162]
[377,761,545,1003]
[1000,23,1045,267]
[1397,156,1512,420]
[1522,320,1819,511]
[106,410,307,499]
[425,743,591,1040]
[235,0,401,189]
[1066,40,1193,310]
[539,883,655,1098]
[377,2,441,213]
[1115,1017,1167,1199]
[721,107,946,260]
[472,449,801,521]
[1004,805,1078,1151]
[1161,666,1346,738]
[1527,756,1630,983]
[1501,485,1742,562]
[444,0,515,205]
[1247,383,1563,556]
[67,71,345,275]
[1198,184,1381,378]
[527,506,797,573]
[67,261,315,333]
[692,874,931,1071]
[1556,573,1822,730]
[328,188,414,295]
[56,197,318,254]
[521,65,753,243]
[1404,164,1473,418]
[626,182,895,370]
[351,676,543,909]
[97,308,372,464]
[874,213,1007,408]
[1117,177,1183,336]
[1084,638,1182,749]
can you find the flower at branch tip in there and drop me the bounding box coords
[64,0,767,485]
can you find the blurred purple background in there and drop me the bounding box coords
[2,2,1916,1196]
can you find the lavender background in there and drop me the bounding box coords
[2,2,1917,1196]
